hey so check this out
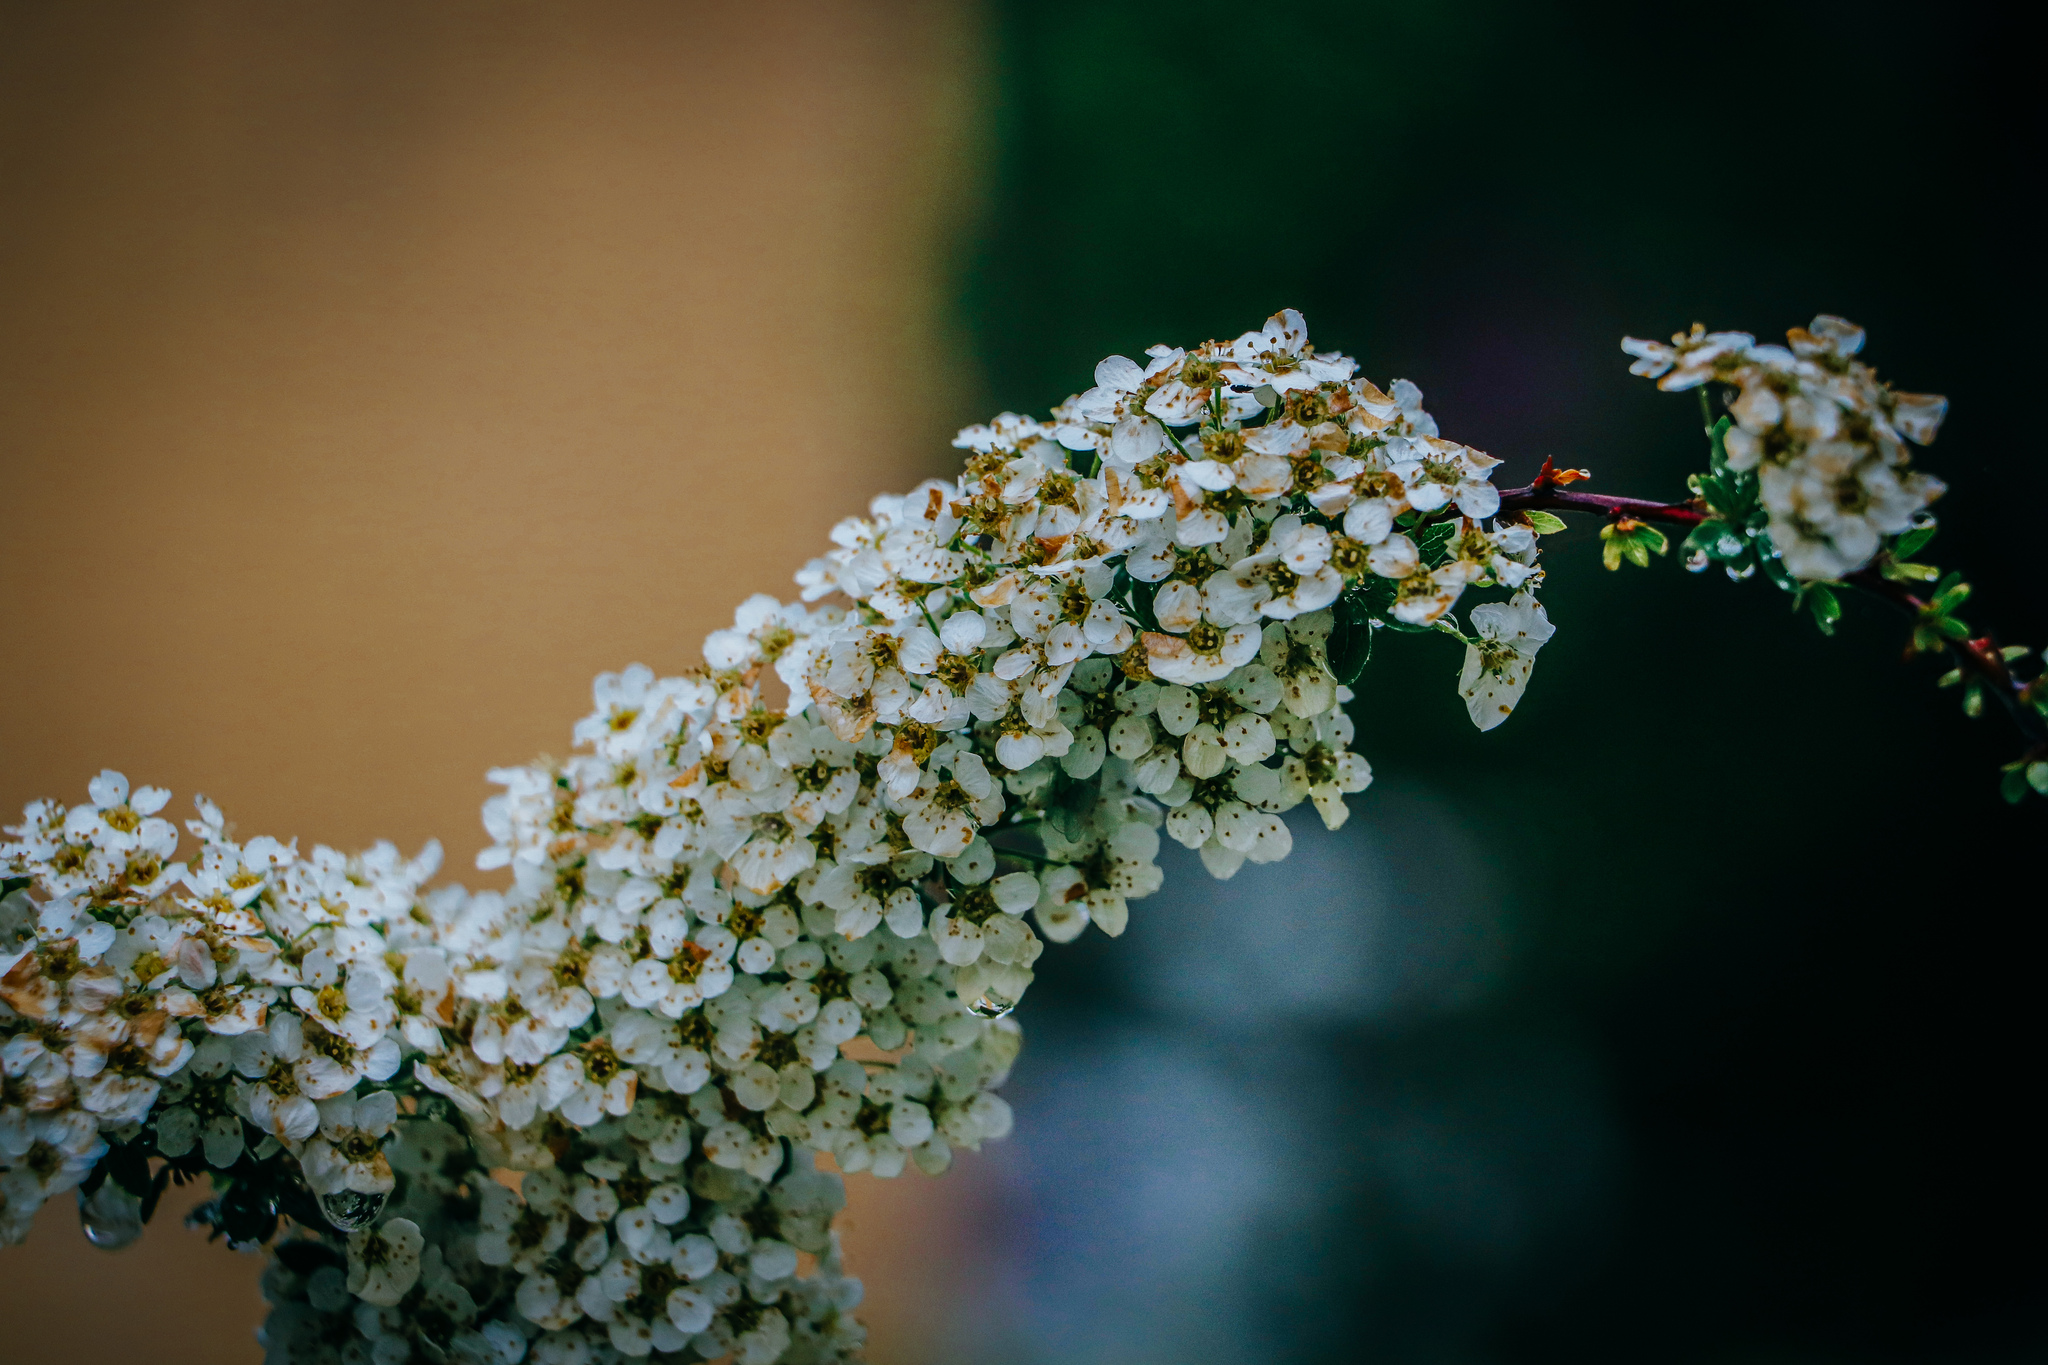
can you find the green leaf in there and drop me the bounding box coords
[1757,550,1798,594]
[1525,510,1568,536]
[1893,522,1937,559]
[1348,573,1396,620]
[1327,599,1374,684]
[1935,616,1972,641]
[1936,669,1963,688]
[2029,761,2048,795]
[1881,560,1941,583]
[2001,767,2030,803]
[1126,577,1161,635]
[1804,584,1841,636]
[1415,519,1457,566]
[1707,414,1734,474]
[1600,521,1669,571]
[1963,682,1985,718]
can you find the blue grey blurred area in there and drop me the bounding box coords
[946,781,1622,1365]
[1124,779,1507,1026]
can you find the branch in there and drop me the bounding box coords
[1494,462,2048,763]
[1496,482,1706,527]
[1845,567,2048,751]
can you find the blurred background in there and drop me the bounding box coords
[1,2,2039,1362]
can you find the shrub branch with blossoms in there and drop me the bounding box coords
[4,309,2039,1365]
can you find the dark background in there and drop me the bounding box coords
[954,2,2045,1361]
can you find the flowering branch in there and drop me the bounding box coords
[4,308,2040,1365]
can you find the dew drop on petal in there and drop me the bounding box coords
[967,990,1016,1020]
[320,1188,388,1231]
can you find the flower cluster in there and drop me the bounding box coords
[4,310,1557,1361]
[1624,315,1948,580]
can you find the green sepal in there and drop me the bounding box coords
[1525,510,1568,535]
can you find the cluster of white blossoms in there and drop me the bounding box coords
[1624,315,1949,581]
[3,310,1557,1362]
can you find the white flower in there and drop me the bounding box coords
[347,1216,425,1306]
[1386,437,1501,520]
[1221,309,1355,393]
[300,1089,399,1196]
[1457,594,1556,731]
[893,750,1003,857]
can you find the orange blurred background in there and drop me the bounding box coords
[0,3,993,1360]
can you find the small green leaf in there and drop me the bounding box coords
[1707,414,1734,474]
[2001,767,2030,803]
[1525,510,1568,535]
[1683,519,1747,562]
[1964,683,1985,718]
[1327,597,1374,684]
[1127,577,1161,634]
[1936,669,1963,688]
[1893,523,1937,559]
[2029,761,2048,795]
[1805,584,1841,636]
[1599,521,1668,572]
[1416,519,1458,566]
[2001,645,2031,662]
[1936,616,1972,641]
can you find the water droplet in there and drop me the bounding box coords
[320,1188,388,1232]
[967,990,1016,1020]
[1684,550,1710,573]
[77,1184,144,1250]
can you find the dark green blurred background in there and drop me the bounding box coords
[952,2,2043,1361]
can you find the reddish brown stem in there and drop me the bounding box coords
[1496,483,1707,526]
